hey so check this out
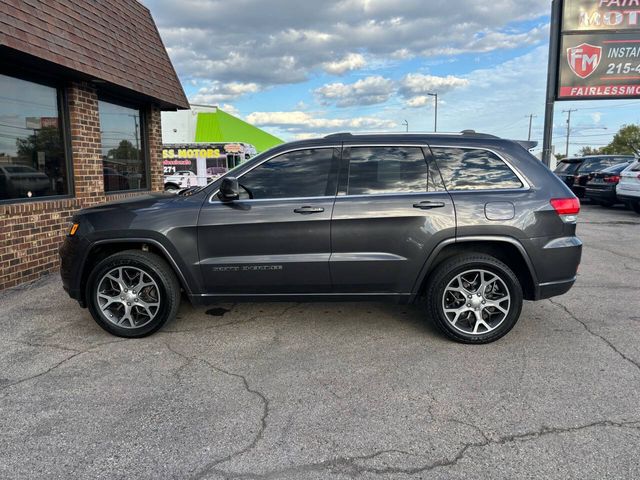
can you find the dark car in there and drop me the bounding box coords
[584,162,633,207]
[60,132,582,344]
[555,155,636,198]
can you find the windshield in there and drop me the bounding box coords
[555,161,580,174]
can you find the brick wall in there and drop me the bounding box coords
[0,82,164,291]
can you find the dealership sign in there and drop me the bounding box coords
[558,0,640,99]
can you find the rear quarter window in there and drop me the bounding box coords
[431,147,523,191]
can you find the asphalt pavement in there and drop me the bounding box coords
[1,204,639,479]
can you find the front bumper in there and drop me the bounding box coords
[59,234,88,307]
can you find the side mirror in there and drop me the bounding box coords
[218,177,240,201]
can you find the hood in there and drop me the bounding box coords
[79,192,178,214]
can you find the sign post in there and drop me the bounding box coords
[542,0,640,165]
[543,0,563,167]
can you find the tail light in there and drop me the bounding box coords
[550,198,580,223]
[603,175,620,183]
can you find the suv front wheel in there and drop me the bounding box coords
[425,254,523,344]
[86,250,181,337]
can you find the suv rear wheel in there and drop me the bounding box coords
[86,250,181,337]
[425,254,523,344]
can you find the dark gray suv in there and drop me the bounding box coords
[60,132,582,343]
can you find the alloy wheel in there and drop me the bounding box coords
[442,269,511,335]
[96,266,160,329]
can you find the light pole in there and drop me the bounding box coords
[402,120,409,132]
[427,92,438,132]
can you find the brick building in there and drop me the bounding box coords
[0,0,188,290]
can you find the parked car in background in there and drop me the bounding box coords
[164,170,198,190]
[0,165,50,199]
[617,160,640,214]
[584,162,634,207]
[103,167,130,192]
[554,155,636,198]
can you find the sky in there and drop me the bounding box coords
[142,0,640,156]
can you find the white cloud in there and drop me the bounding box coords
[148,0,550,87]
[314,73,468,108]
[400,73,469,95]
[220,104,241,117]
[404,96,432,108]
[189,81,260,105]
[322,53,367,75]
[314,76,395,107]
[246,111,395,133]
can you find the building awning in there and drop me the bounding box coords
[195,110,283,152]
[0,0,189,110]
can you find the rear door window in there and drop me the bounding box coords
[345,146,445,195]
[431,147,523,191]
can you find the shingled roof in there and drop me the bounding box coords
[0,0,189,110]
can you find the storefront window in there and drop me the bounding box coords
[0,74,69,202]
[99,100,147,192]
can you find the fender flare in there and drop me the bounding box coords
[409,235,539,302]
[82,237,195,295]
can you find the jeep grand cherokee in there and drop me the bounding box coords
[60,132,582,344]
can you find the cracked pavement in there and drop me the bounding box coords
[1,204,639,479]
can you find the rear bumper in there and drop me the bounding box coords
[585,187,617,203]
[524,235,582,300]
[535,277,576,300]
[617,193,640,204]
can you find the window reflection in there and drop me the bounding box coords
[238,148,336,199]
[347,147,440,195]
[432,148,523,191]
[99,100,147,192]
[0,74,68,201]
[578,158,630,173]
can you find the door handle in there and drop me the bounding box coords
[413,201,446,210]
[294,206,325,214]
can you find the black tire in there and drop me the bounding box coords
[86,250,181,338]
[424,254,523,344]
[600,201,615,208]
[630,201,640,214]
[164,183,179,191]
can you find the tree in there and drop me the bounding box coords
[600,124,640,156]
[106,139,139,161]
[578,146,603,156]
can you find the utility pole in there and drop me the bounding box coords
[563,109,577,157]
[526,114,537,141]
[427,92,438,132]
[402,120,409,132]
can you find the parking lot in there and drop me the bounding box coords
[1,204,639,479]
